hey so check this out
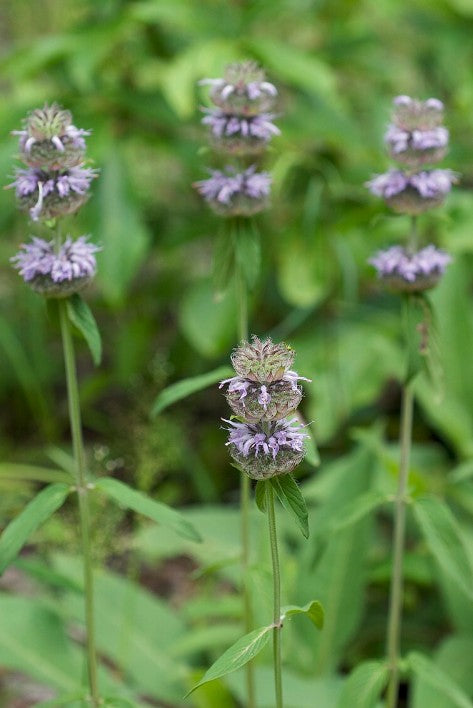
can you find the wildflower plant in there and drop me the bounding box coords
[366,96,456,708]
[1,104,200,707]
[189,337,324,708]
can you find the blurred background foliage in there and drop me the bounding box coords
[1,0,473,705]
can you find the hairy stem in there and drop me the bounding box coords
[385,381,414,708]
[267,483,283,708]
[59,301,99,706]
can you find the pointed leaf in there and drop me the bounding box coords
[0,463,70,484]
[408,652,473,708]
[187,624,272,696]
[337,660,389,708]
[95,477,201,542]
[413,496,473,600]
[255,480,267,513]
[151,366,233,417]
[282,600,324,630]
[331,491,389,533]
[66,294,102,365]
[0,483,70,574]
[271,473,309,538]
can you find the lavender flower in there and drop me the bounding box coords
[11,235,100,297]
[202,109,280,155]
[224,418,309,479]
[9,165,98,221]
[384,96,449,166]
[200,61,277,116]
[12,104,90,170]
[369,245,451,292]
[220,371,309,422]
[194,165,271,216]
[366,168,457,214]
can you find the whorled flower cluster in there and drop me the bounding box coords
[367,95,456,215]
[10,104,99,298]
[221,337,310,479]
[196,61,278,216]
[9,104,97,222]
[369,245,451,292]
[194,166,271,216]
[11,236,99,297]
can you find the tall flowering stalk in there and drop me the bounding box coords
[195,61,280,706]
[189,337,323,705]
[367,96,455,707]
[9,105,100,706]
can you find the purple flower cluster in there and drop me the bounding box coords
[369,245,451,292]
[10,166,98,221]
[194,166,271,216]
[221,337,310,478]
[196,61,278,216]
[11,236,99,297]
[367,95,456,215]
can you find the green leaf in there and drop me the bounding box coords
[337,660,389,708]
[187,624,272,696]
[254,480,267,513]
[150,365,233,417]
[412,636,473,708]
[95,477,201,542]
[66,294,102,365]
[408,652,473,708]
[330,490,389,532]
[0,483,70,574]
[0,463,70,484]
[304,424,321,467]
[213,225,235,300]
[282,600,324,630]
[413,496,473,600]
[271,473,309,538]
[234,218,261,290]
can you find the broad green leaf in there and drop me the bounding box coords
[254,480,267,513]
[408,652,473,708]
[337,660,389,708]
[66,294,102,365]
[413,496,473,600]
[282,600,324,630]
[95,477,201,542]
[234,218,261,290]
[151,365,233,417]
[0,596,82,693]
[412,637,473,708]
[0,463,70,484]
[331,490,389,532]
[271,473,309,538]
[0,483,70,574]
[187,624,272,696]
[179,278,238,358]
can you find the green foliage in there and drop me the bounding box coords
[337,660,389,708]
[282,600,324,630]
[94,477,201,541]
[151,365,233,417]
[0,483,70,574]
[270,474,309,538]
[66,293,102,365]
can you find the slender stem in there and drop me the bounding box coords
[234,221,255,708]
[58,301,99,706]
[385,381,414,708]
[266,483,283,708]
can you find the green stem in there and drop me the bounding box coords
[266,483,283,708]
[58,301,99,707]
[235,223,255,708]
[385,382,414,708]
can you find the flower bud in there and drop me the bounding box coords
[11,235,99,298]
[386,96,449,167]
[230,336,295,383]
[12,104,90,170]
[224,418,308,480]
[369,244,451,292]
[200,61,277,116]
